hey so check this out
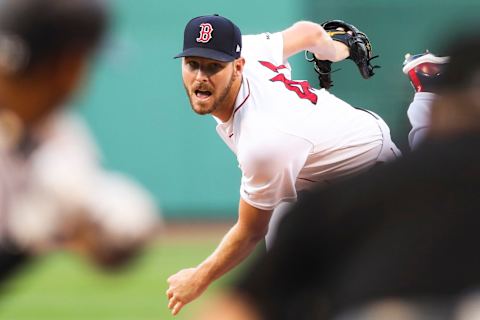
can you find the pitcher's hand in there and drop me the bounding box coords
[166,267,209,315]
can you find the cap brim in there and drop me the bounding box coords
[174,47,235,62]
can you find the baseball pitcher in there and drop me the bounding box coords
[167,14,400,315]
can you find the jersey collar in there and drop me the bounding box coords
[213,77,251,125]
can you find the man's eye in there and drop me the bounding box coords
[207,63,223,73]
[187,61,199,69]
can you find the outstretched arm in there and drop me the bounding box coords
[282,21,349,62]
[166,199,272,315]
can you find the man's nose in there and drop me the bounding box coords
[195,68,209,81]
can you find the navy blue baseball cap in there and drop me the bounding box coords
[175,14,242,62]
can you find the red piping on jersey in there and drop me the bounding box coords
[228,80,251,139]
[233,79,251,117]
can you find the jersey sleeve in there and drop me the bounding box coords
[237,130,312,211]
[241,32,285,66]
[407,92,435,149]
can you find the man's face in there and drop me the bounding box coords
[182,56,236,116]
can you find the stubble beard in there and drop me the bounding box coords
[185,71,236,116]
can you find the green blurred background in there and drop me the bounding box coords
[2,1,479,319]
[77,0,479,219]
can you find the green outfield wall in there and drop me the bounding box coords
[76,0,479,218]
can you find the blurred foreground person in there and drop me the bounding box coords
[0,0,160,282]
[7,111,161,268]
[197,31,480,320]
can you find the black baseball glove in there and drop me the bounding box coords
[306,20,380,89]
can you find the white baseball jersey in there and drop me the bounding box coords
[215,32,399,211]
[407,92,435,149]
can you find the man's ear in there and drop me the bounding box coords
[234,57,245,77]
